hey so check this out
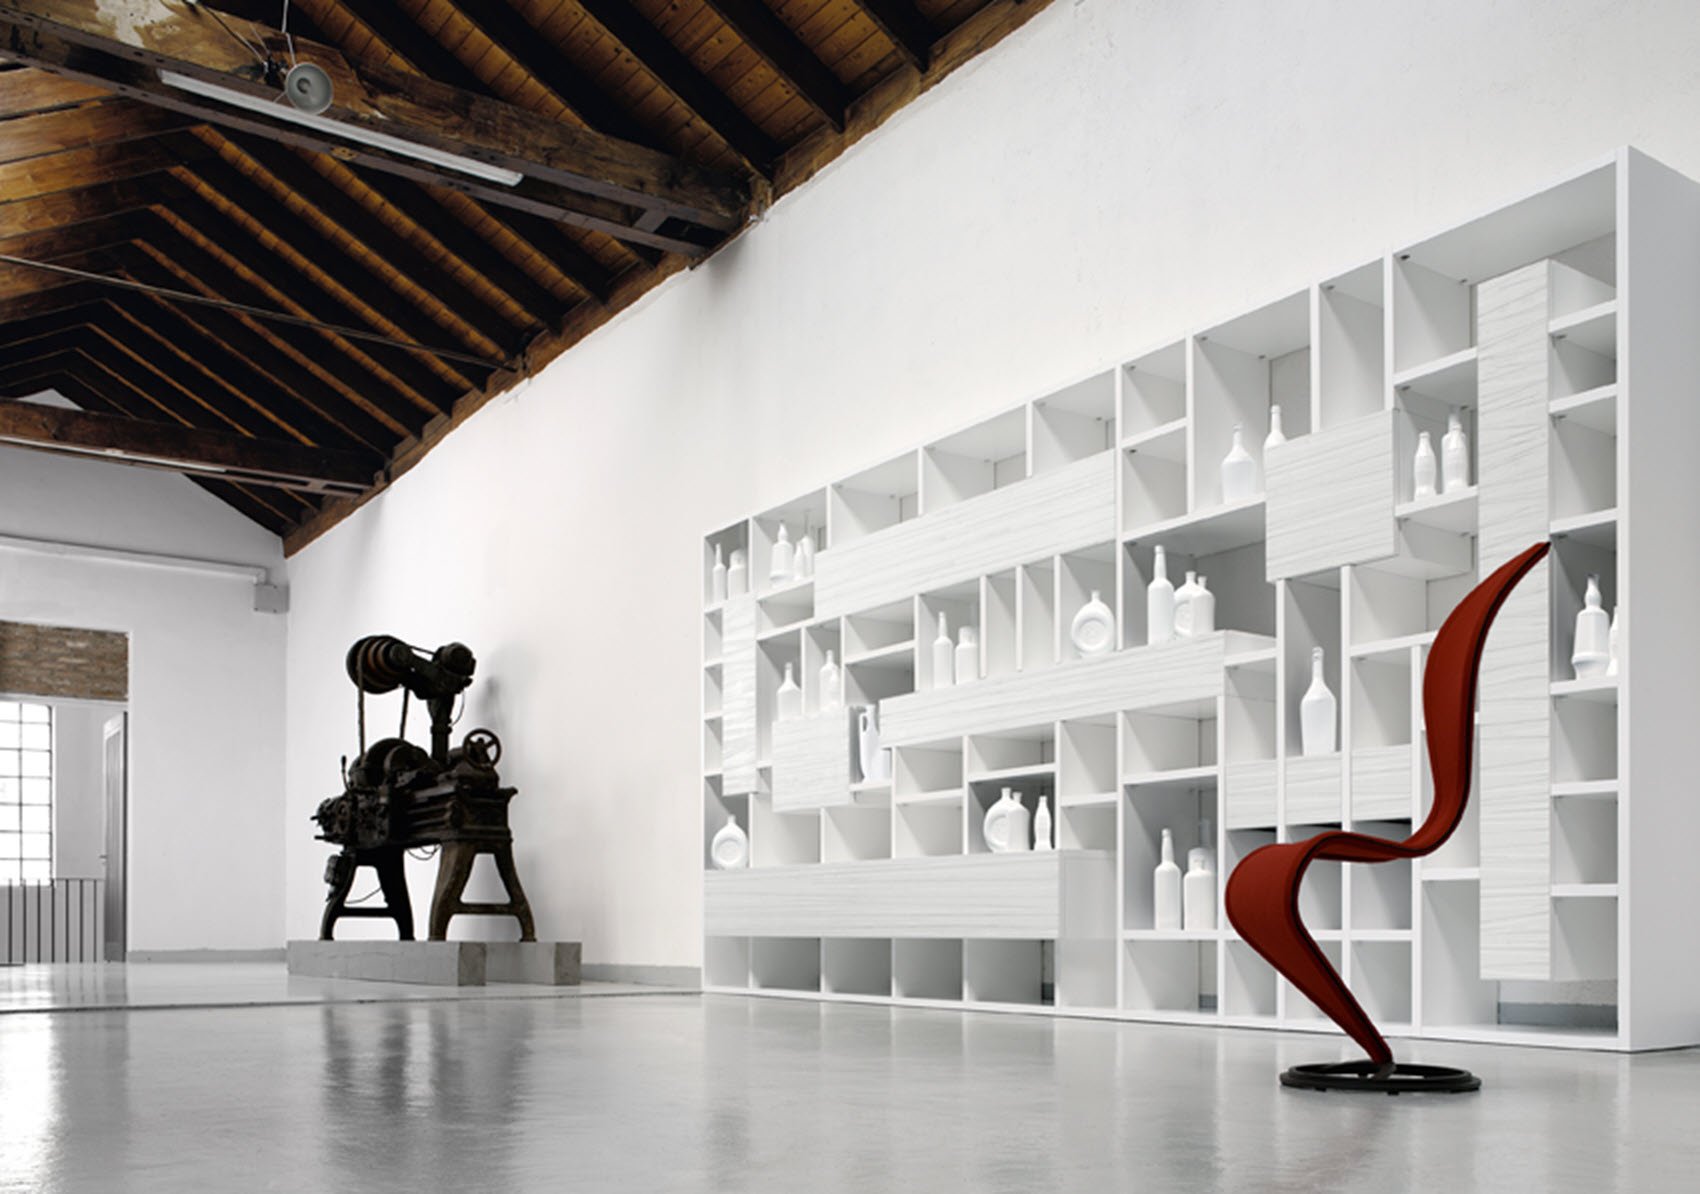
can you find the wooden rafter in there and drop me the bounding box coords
[0,176,157,236]
[700,0,851,132]
[854,0,939,70]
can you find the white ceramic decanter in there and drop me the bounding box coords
[955,627,980,684]
[776,663,802,722]
[1154,829,1182,931]
[932,612,955,689]
[710,816,748,870]
[819,650,842,713]
[1147,545,1176,646]
[1174,571,1202,637]
[796,529,816,579]
[1300,646,1338,756]
[727,549,748,598]
[1183,821,1217,932]
[983,788,1031,854]
[857,707,890,782]
[1413,431,1438,500]
[770,525,795,585]
[1190,575,1216,636]
[1033,795,1053,852]
[1442,411,1471,493]
[1607,607,1621,678]
[1265,404,1288,451]
[1220,424,1258,504]
[1572,575,1611,679]
[710,544,728,604]
[1071,590,1115,657]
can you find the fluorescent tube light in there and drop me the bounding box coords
[158,69,525,187]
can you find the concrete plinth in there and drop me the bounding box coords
[286,940,582,987]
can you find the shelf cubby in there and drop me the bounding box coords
[1280,937,1342,1023]
[1552,895,1617,982]
[755,635,803,761]
[1224,659,1277,762]
[704,936,751,989]
[1123,701,1217,776]
[968,777,1051,854]
[823,938,892,997]
[921,408,1027,514]
[1349,821,1413,931]
[1548,529,1617,685]
[1124,938,1217,1014]
[703,779,747,871]
[1550,411,1616,522]
[1347,560,1473,648]
[1349,650,1413,750]
[1120,439,1188,534]
[704,520,749,606]
[1287,831,1343,932]
[1419,879,1495,1028]
[752,491,826,597]
[751,796,820,868]
[801,623,841,716]
[1418,731,1481,871]
[825,803,891,863]
[844,647,914,710]
[1123,778,1214,932]
[894,938,962,1001]
[1549,254,1617,319]
[1393,386,1476,510]
[982,570,1020,679]
[1392,255,1474,374]
[918,582,981,690]
[964,939,1047,1005]
[1058,802,1116,852]
[1058,543,1118,663]
[703,609,723,662]
[1057,716,1117,801]
[844,599,914,658]
[1552,794,1616,887]
[894,802,961,859]
[893,741,963,801]
[1549,382,1616,436]
[704,665,724,718]
[1222,939,1278,1019]
[1281,577,1342,759]
[1318,261,1386,430]
[830,454,918,545]
[751,937,821,992]
[1018,559,1057,672]
[703,718,724,775]
[1350,939,1413,1027]
[1032,371,1115,474]
[1119,342,1187,441]
[1121,537,1274,645]
[1192,291,1312,511]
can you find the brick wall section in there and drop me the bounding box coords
[0,621,128,701]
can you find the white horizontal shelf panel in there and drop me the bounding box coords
[757,621,807,644]
[1549,383,1617,435]
[894,787,963,807]
[1552,779,1618,800]
[1420,1023,1620,1051]
[1348,929,1413,942]
[1393,346,1479,405]
[1120,417,1187,461]
[704,850,1115,938]
[967,763,1056,784]
[757,576,815,603]
[844,640,916,670]
[1422,866,1482,883]
[1122,763,1219,790]
[1122,929,1224,942]
[1058,791,1117,809]
[1552,882,1618,899]
[816,453,1115,618]
[1122,496,1265,557]
[1224,644,1278,672]
[1549,299,1618,357]
[1349,630,1434,659]
[1395,487,1478,534]
[1549,507,1617,548]
[1550,677,1618,704]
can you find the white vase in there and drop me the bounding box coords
[796,531,816,579]
[710,545,728,604]
[1442,411,1471,493]
[857,707,889,782]
[770,525,794,585]
[710,815,748,870]
[954,627,979,684]
[1413,431,1438,500]
[1033,795,1053,852]
[1220,423,1257,504]
[1154,828,1182,931]
[1174,571,1202,638]
[1265,405,1288,450]
[1071,590,1115,657]
[1572,575,1611,679]
[1183,822,1216,931]
[819,650,842,712]
[776,663,801,722]
[983,787,1030,854]
[1300,646,1337,756]
[1607,607,1621,678]
[727,549,748,598]
[931,612,955,688]
[1147,545,1176,646]
[1190,576,1216,635]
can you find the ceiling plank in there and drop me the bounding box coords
[0,132,207,203]
[0,395,378,495]
[0,100,194,165]
[852,0,938,70]
[700,0,851,132]
[0,279,103,322]
[0,177,157,237]
[0,63,111,115]
[0,210,143,261]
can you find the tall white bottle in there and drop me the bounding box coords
[954,627,979,684]
[1413,431,1438,500]
[796,529,816,579]
[1183,821,1217,932]
[858,707,890,782]
[770,525,794,585]
[1572,576,1611,679]
[710,544,728,604]
[776,663,802,722]
[1300,647,1338,756]
[1265,405,1288,450]
[1154,829,1182,931]
[1174,571,1202,637]
[932,612,955,689]
[1033,795,1053,852]
[727,549,748,598]
[1190,576,1216,635]
[819,650,842,713]
[1607,607,1622,677]
[1220,424,1257,504]
[1147,545,1176,646]
[1442,411,1471,493]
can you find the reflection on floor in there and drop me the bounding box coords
[0,978,1695,1193]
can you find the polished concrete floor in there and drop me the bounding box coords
[1,970,1696,1192]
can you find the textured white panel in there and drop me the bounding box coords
[771,712,854,810]
[704,850,1114,938]
[721,597,760,793]
[1266,411,1397,580]
[1350,744,1414,822]
[1284,754,1343,824]
[815,454,1115,618]
[1476,261,1554,981]
[1224,759,1278,829]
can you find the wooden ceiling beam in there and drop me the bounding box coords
[0,279,103,322]
[0,1,747,230]
[0,62,110,115]
[0,100,194,165]
[700,0,851,132]
[0,244,114,300]
[0,131,207,204]
[0,210,144,261]
[0,395,378,495]
[853,0,939,70]
[0,176,157,237]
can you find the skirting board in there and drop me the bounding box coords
[128,949,287,963]
[580,962,701,989]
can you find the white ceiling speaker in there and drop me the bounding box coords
[284,62,333,115]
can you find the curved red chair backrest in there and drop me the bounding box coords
[1224,542,1549,1064]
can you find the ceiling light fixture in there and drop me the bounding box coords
[158,68,525,187]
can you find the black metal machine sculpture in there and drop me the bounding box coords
[314,635,535,942]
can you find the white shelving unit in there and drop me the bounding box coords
[701,149,1700,1053]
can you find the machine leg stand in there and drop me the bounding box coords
[428,842,536,942]
[318,848,416,941]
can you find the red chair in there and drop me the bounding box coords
[1225,541,1549,1093]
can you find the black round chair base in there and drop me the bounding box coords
[1280,1061,1481,1094]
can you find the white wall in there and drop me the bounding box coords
[285,0,1700,967]
[51,701,112,880]
[0,440,286,951]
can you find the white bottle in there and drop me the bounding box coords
[1070,590,1115,657]
[954,627,979,684]
[1154,828,1182,931]
[710,545,728,604]
[1442,411,1470,493]
[1607,607,1621,678]
[819,650,842,713]
[1220,423,1257,504]
[1174,571,1202,637]
[1265,404,1288,450]
[1572,575,1611,679]
[1147,545,1176,646]
[857,707,889,782]
[796,530,816,580]
[983,788,1030,853]
[710,816,748,870]
[1300,646,1338,756]
[770,525,794,585]
[1183,822,1217,932]
[1413,431,1438,500]
[931,612,955,689]
[776,663,801,722]
[1033,795,1053,852]
[1190,575,1216,635]
[727,549,748,598]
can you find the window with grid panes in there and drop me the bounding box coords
[0,701,52,882]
